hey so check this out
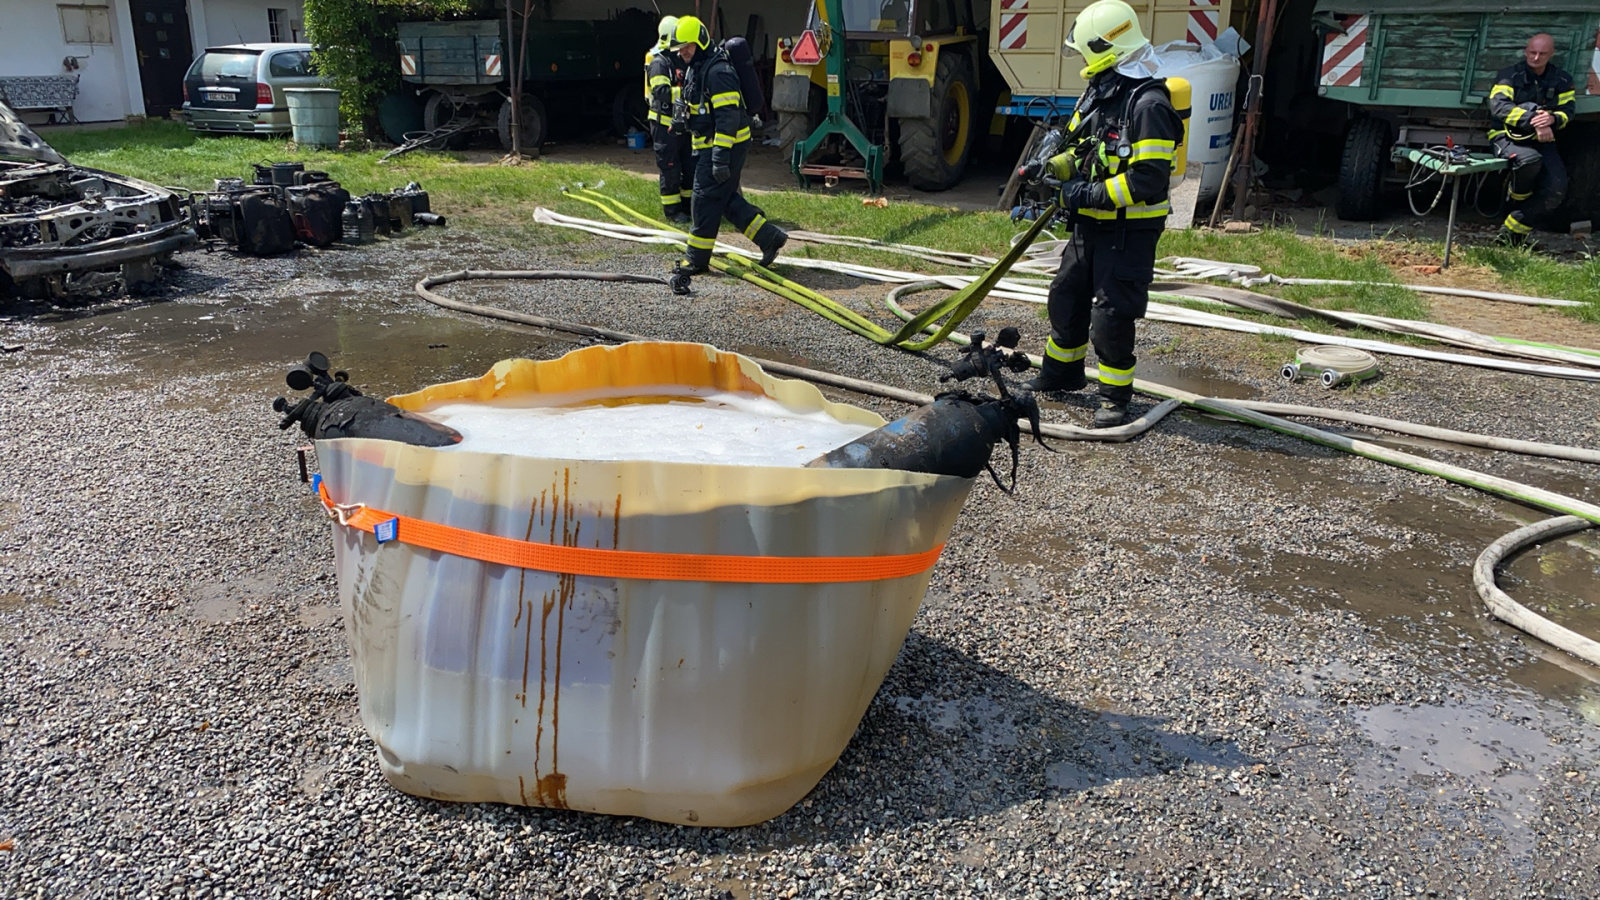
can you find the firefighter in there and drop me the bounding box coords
[1023,0,1183,428]
[670,16,787,277]
[1488,33,1576,245]
[646,15,693,225]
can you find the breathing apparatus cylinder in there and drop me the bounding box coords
[722,37,766,116]
[1165,76,1190,179]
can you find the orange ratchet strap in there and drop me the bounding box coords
[314,478,943,584]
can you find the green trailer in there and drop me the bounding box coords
[1313,0,1600,224]
[397,13,655,151]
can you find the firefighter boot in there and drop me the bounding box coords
[759,229,788,268]
[1022,357,1087,394]
[1091,399,1129,429]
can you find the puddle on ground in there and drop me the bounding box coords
[1000,433,1600,712]
[1352,699,1585,859]
[1136,359,1260,400]
[13,288,561,398]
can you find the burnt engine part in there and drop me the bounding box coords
[273,351,462,447]
[191,188,296,256]
[285,183,349,248]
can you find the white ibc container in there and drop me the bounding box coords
[315,342,975,827]
[1154,40,1240,201]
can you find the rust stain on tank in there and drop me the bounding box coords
[515,495,539,706]
[534,772,568,808]
[532,468,580,809]
[612,494,621,549]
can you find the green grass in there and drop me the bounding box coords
[1458,244,1600,322]
[39,120,1599,324]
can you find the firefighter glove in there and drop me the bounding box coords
[1059,177,1092,213]
[712,162,732,184]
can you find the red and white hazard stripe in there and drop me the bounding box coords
[1320,15,1368,88]
[998,0,1027,50]
[1187,0,1219,46]
[484,54,502,77]
[400,54,417,76]
[1588,26,1599,96]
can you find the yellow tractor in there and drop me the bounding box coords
[772,0,986,192]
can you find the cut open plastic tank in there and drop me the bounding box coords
[315,342,976,826]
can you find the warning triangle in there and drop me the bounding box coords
[792,29,823,65]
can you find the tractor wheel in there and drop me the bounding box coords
[777,85,825,159]
[498,94,547,153]
[1335,116,1392,221]
[898,53,978,192]
[422,92,472,150]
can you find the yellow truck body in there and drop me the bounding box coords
[990,0,1236,102]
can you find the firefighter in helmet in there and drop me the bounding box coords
[1024,0,1182,428]
[670,15,787,277]
[646,15,693,225]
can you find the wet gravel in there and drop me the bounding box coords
[3,225,1600,899]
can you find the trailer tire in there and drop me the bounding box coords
[777,85,825,159]
[1336,117,1391,221]
[898,53,978,192]
[498,94,547,153]
[612,86,650,138]
[422,92,473,150]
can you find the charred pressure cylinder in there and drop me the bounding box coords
[412,211,447,227]
[366,194,393,236]
[273,351,462,447]
[805,396,1013,479]
[342,200,374,244]
[396,182,430,214]
[387,191,412,232]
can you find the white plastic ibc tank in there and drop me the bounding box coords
[315,342,976,827]
[1154,40,1241,202]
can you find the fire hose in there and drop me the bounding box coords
[417,192,1600,667]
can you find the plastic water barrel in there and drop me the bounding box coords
[285,88,341,149]
[1153,41,1240,202]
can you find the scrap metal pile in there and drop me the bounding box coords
[1,95,445,304]
[190,162,441,256]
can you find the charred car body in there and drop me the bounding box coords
[1,101,197,302]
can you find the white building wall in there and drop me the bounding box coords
[0,0,141,122]
[0,0,307,123]
[197,0,303,48]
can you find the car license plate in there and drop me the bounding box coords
[205,92,231,102]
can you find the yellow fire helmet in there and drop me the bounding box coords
[1063,0,1149,79]
[656,15,679,48]
[671,15,711,51]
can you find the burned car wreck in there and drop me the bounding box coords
[1,101,196,302]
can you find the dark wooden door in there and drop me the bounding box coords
[130,0,195,117]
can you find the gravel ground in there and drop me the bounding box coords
[3,223,1600,899]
